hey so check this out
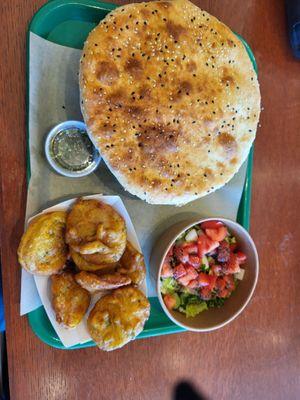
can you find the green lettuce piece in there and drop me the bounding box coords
[185,302,208,317]
[160,277,179,295]
[179,290,198,307]
[206,297,225,308]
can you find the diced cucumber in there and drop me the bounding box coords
[201,256,209,271]
[185,228,198,242]
[196,227,204,236]
[234,268,245,280]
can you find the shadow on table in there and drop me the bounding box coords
[173,381,209,400]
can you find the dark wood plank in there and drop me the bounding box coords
[0,0,299,399]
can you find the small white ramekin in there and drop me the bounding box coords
[45,120,101,178]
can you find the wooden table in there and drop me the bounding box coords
[1,0,299,399]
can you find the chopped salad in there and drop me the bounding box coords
[160,220,246,318]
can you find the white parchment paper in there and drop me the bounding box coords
[21,33,247,318]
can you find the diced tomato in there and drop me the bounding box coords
[215,277,226,291]
[173,263,186,279]
[223,253,240,274]
[236,251,247,264]
[161,262,173,278]
[200,287,212,300]
[177,265,198,286]
[197,234,219,258]
[218,288,230,298]
[173,246,190,264]
[187,279,199,289]
[197,272,211,287]
[177,275,192,286]
[207,274,217,290]
[164,294,177,310]
[211,264,222,276]
[205,226,228,242]
[182,242,198,254]
[223,275,235,291]
[201,221,224,230]
[185,265,199,280]
[188,255,201,268]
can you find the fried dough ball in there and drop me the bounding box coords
[70,248,117,272]
[51,272,91,328]
[87,286,150,351]
[117,241,146,286]
[75,271,131,293]
[18,211,67,275]
[66,199,126,263]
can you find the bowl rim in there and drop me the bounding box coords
[156,217,259,332]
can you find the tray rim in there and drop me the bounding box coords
[26,0,257,349]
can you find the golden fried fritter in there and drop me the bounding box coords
[66,199,126,263]
[75,271,131,293]
[70,247,117,272]
[117,241,146,286]
[87,286,150,351]
[51,272,91,328]
[18,211,67,275]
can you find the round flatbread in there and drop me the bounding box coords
[18,211,68,275]
[87,286,150,351]
[80,0,260,205]
[66,198,126,263]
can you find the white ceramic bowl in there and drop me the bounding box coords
[151,217,259,332]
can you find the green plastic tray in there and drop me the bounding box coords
[27,0,257,349]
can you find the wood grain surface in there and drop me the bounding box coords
[0,0,299,399]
